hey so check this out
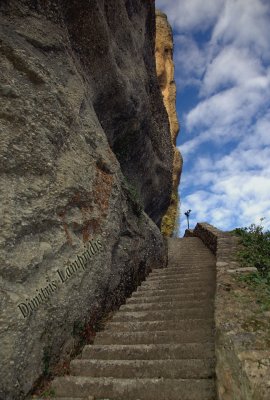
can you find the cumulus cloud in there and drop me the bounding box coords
[180,126,270,232]
[187,80,270,131]
[156,0,223,32]
[201,46,264,96]
[212,0,270,59]
[173,35,207,88]
[181,168,270,232]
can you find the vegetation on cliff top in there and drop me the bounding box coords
[161,190,180,237]
[233,219,270,280]
[232,220,270,310]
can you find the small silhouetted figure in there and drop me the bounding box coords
[184,209,192,229]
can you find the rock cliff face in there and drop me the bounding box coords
[0,1,173,398]
[155,10,183,236]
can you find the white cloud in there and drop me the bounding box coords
[156,0,223,32]
[212,0,270,59]
[243,112,270,148]
[187,77,270,132]
[201,46,264,96]
[174,35,207,88]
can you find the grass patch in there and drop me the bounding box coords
[37,387,55,399]
[236,272,270,311]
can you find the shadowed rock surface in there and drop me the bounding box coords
[0,1,173,398]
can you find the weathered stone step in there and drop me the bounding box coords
[168,257,214,261]
[82,343,215,360]
[70,358,215,379]
[120,299,214,311]
[52,376,216,400]
[112,309,213,322]
[132,288,215,298]
[145,278,214,286]
[105,318,214,332]
[127,292,214,303]
[147,273,215,282]
[149,276,212,282]
[149,271,214,277]
[35,398,88,400]
[168,250,214,254]
[94,328,214,345]
[151,266,215,274]
[152,267,214,272]
[149,270,214,277]
[138,281,215,291]
[151,265,214,271]
[166,267,214,272]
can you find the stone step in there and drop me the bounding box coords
[169,250,214,253]
[147,273,215,282]
[132,288,215,298]
[145,274,215,281]
[70,358,215,379]
[153,267,215,272]
[167,264,215,269]
[82,343,215,360]
[105,318,214,332]
[149,269,215,276]
[112,309,214,322]
[150,263,216,276]
[127,292,214,303]
[52,376,216,400]
[35,398,89,400]
[138,281,215,291]
[169,259,214,263]
[149,268,215,276]
[164,252,213,256]
[94,328,214,345]
[120,299,214,312]
[138,278,214,289]
[167,256,215,261]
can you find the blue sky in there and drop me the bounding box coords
[156,0,270,235]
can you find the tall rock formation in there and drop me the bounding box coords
[0,1,174,398]
[155,10,183,236]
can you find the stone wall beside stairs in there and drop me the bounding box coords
[185,223,270,400]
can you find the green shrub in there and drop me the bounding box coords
[39,387,56,398]
[232,219,270,310]
[233,219,270,279]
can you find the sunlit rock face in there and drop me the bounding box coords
[155,10,183,236]
[0,1,173,398]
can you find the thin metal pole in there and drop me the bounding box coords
[185,209,192,230]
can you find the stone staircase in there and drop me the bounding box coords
[48,237,217,400]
